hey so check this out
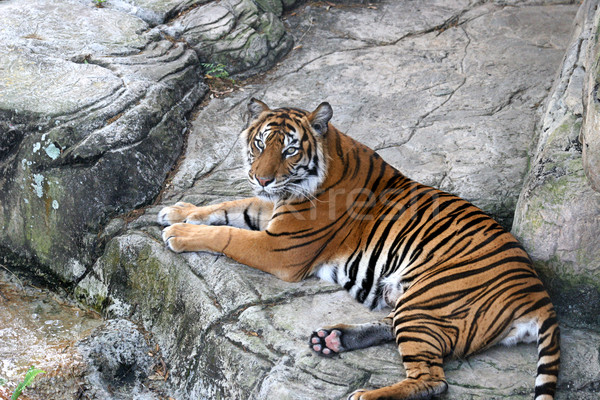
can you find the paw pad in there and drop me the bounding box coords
[309,329,343,356]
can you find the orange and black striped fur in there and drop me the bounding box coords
[159,99,560,400]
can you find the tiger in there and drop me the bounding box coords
[158,99,560,400]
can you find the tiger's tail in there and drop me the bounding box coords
[534,307,560,400]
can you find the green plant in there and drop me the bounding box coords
[93,0,107,7]
[11,366,45,400]
[201,63,233,81]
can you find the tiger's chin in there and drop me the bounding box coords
[254,187,305,203]
[255,189,282,202]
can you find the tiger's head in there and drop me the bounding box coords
[240,98,333,202]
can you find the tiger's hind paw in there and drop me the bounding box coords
[309,328,345,356]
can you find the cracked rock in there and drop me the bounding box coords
[512,0,600,326]
[162,0,295,77]
[0,0,206,282]
[77,319,160,399]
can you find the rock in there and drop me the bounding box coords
[254,0,283,16]
[0,0,300,284]
[73,2,600,399]
[77,319,164,399]
[0,0,148,58]
[512,0,600,325]
[0,271,169,400]
[0,0,206,283]
[582,5,600,191]
[79,319,154,384]
[163,0,294,77]
[99,0,208,26]
[0,271,100,400]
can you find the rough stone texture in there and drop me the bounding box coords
[98,0,210,26]
[512,0,600,325]
[161,0,294,77]
[582,3,600,191]
[0,0,205,284]
[77,319,165,400]
[74,1,600,399]
[0,0,298,284]
[0,271,170,400]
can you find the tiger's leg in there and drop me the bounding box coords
[310,314,394,356]
[348,315,451,400]
[162,223,316,282]
[157,198,273,230]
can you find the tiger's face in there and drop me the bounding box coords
[241,99,333,202]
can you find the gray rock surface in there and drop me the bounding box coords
[96,0,207,26]
[0,0,205,283]
[162,0,294,77]
[75,1,600,399]
[77,319,163,400]
[582,4,600,191]
[512,0,600,325]
[0,0,297,284]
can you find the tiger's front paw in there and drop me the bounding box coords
[347,389,368,400]
[309,328,345,356]
[162,223,214,253]
[158,202,197,226]
[162,223,186,252]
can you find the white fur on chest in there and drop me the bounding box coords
[314,262,339,284]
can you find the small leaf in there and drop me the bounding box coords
[11,366,45,400]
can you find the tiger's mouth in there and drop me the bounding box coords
[250,176,311,202]
[252,180,288,200]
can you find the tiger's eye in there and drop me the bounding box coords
[255,139,264,151]
[284,147,298,157]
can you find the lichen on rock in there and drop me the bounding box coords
[512,0,600,325]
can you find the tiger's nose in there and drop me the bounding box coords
[257,176,274,187]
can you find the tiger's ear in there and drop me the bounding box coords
[309,102,333,136]
[248,98,270,120]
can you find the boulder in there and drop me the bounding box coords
[582,5,600,191]
[0,0,298,284]
[512,0,600,325]
[77,319,165,399]
[161,0,294,77]
[0,0,206,283]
